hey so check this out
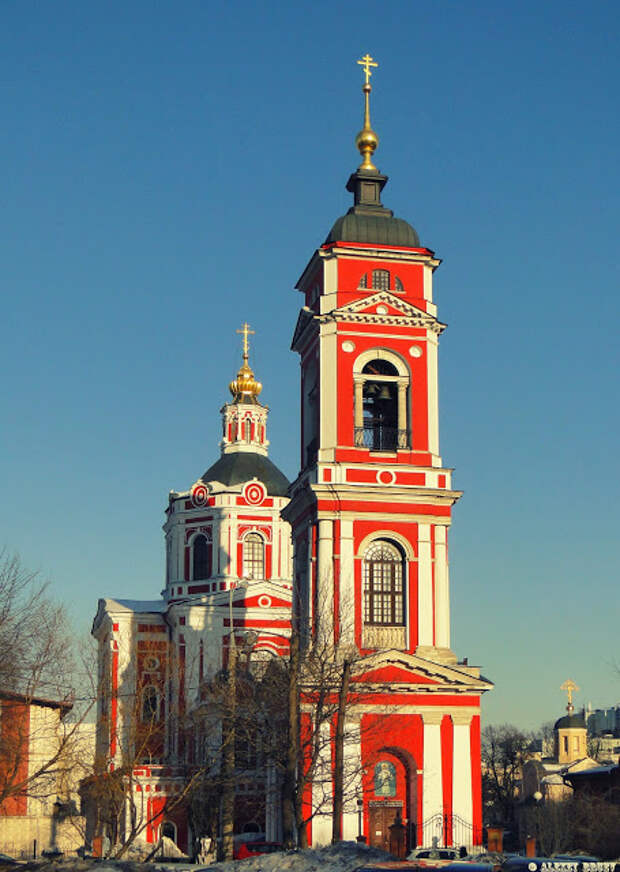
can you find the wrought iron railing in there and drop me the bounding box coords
[354,425,409,451]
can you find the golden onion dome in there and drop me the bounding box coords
[229,322,262,402]
[229,360,262,401]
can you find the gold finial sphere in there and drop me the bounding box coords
[355,56,379,171]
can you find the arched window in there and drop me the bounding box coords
[243,532,264,580]
[394,276,404,292]
[355,358,406,450]
[192,534,212,580]
[142,685,160,722]
[363,540,405,626]
[358,273,368,289]
[161,821,177,842]
[244,418,252,443]
[372,269,390,291]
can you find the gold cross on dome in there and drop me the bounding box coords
[561,679,579,706]
[236,322,255,358]
[357,53,378,85]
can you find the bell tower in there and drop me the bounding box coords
[284,58,492,849]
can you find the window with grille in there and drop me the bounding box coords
[244,418,252,442]
[363,540,405,625]
[243,532,265,580]
[372,269,390,290]
[192,534,212,580]
[358,273,368,288]
[394,276,404,292]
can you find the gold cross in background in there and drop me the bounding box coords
[357,53,378,85]
[561,678,580,707]
[236,322,255,359]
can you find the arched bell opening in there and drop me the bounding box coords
[353,354,410,451]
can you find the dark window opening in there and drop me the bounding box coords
[192,534,212,580]
[142,685,160,722]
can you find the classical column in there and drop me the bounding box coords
[354,380,364,431]
[397,380,408,445]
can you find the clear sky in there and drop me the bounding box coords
[1,0,618,730]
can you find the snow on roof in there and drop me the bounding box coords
[102,598,166,614]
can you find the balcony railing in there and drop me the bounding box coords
[354,425,409,451]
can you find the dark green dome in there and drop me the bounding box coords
[554,713,586,730]
[326,211,420,247]
[324,166,421,249]
[201,451,289,497]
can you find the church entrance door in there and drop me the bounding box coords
[369,802,403,853]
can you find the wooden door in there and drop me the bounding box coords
[369,803,402,853]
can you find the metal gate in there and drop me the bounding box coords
[420,813,475,848]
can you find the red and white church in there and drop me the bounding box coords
[92,59,491,856]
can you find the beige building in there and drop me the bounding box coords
[0,691,95,859]
[522,692,598,803]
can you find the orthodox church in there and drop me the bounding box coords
[91,57,491,856]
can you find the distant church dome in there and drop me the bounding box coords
[201,452,289,496]
[554,712,586,730]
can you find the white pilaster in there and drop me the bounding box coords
[434,526,450,649]
[317,519,334,646]
[417,524,433,647]
[422,712,443,824]
[452,713,473,834]
[342,717,362,840]
[339,519,355,645]
[311,719,333,846]
[427,333,440,458]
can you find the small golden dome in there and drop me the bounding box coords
[229,360,262,401]
[229,322,262,402]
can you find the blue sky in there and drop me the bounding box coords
[1,1,618,729]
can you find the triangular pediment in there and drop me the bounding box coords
[331,291,446,332]
[352,649,493,693]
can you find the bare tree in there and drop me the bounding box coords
[0,551,85,813]
[481,723,533,827]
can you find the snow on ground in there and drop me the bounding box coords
[186,841,395,872]
[14,842,396,872]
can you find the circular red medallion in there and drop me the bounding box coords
[243,481,266,505]
[190,482,209,508]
